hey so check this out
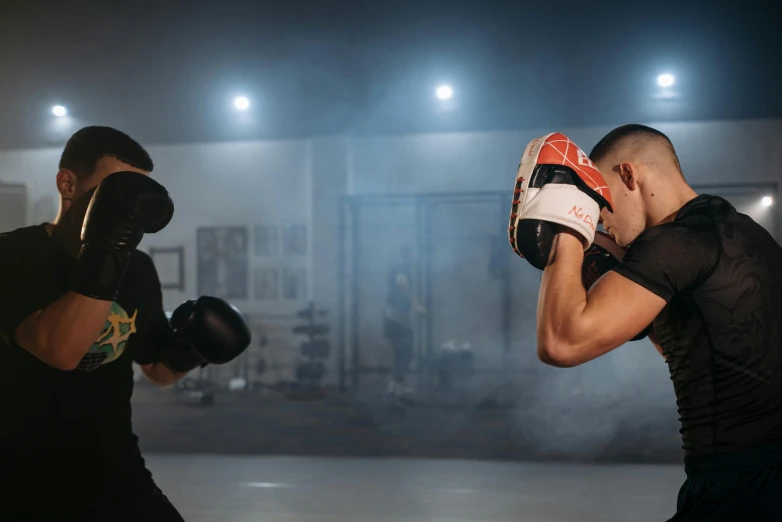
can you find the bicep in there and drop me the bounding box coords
[12,309,44,346]
[575,221,718,361]
[565,272,667,365]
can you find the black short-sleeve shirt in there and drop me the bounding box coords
[614,195,782,456]
[0,225,167,497]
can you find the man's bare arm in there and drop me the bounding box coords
[15,294,112,371]
[536,231,666,367]
[140,362,188,387]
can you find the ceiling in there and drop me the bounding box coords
[0,0,779,149]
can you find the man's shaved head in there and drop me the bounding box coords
[589,124,683,177]
[589,124,696,247]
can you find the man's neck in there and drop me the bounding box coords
[48,208,83,258]
[646,183,700,228]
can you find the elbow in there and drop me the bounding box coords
[15,318,89,371]
[48,347,85,371]
[42,340,88,371]
[537,337,580,368]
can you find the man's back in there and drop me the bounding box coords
[617,195,782,456]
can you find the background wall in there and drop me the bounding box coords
[349,119,782,193]
[1,118,779,461]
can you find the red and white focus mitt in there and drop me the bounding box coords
[508,133,613,269]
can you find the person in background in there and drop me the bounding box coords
[383,245,426,403]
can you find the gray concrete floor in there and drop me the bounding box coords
[147,455,685,522]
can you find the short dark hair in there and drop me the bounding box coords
[59,126,153,179]
[589,124,676,165]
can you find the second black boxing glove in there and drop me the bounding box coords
[156,297,252,373]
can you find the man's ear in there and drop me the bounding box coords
[55,169,78,200]
[617,162,638,191]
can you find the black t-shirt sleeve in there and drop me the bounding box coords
[612,219,720,302]
[0,232,65,344]
[128,251,169,365]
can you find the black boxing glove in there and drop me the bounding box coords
[72,172,174,301]
[582,232,651,342]
[153,297,252,373]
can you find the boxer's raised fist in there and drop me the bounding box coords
[509,133,613,269]
[72,172,173,300]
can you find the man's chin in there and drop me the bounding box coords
[608,231,627,248]
[617,233,642,248]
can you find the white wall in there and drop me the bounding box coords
[348,119,782,194]
[0,147,63,225]
[143,139,312,313]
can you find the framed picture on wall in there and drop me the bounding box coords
[197,227,249,299]
[282,224,307,256]
[254,268,279,300]
[149,246,185,291]
[282,266,307,300]
[253,225,279,257]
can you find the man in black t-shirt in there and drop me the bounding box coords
[0,126,251,521]
[509,125,782,520]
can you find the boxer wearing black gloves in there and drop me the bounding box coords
[0,127,251,521]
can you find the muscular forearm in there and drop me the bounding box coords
[141,362,188,387]
[15,293,112,370]
[536,231,591,365]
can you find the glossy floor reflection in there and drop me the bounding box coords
[147,455,684,522]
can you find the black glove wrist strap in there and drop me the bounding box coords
[71,244,131,301]
[158,333,208,373]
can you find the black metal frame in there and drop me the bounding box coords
[337,191,513,392]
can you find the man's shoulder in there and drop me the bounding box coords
[131,249,154,265]
[633,198,721,249]
[630,222,713,251]
[675,194,733,226]
[127,249,159,282]
[0,225,47,244]
[0,225,50,257]
[624,208,721,272]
